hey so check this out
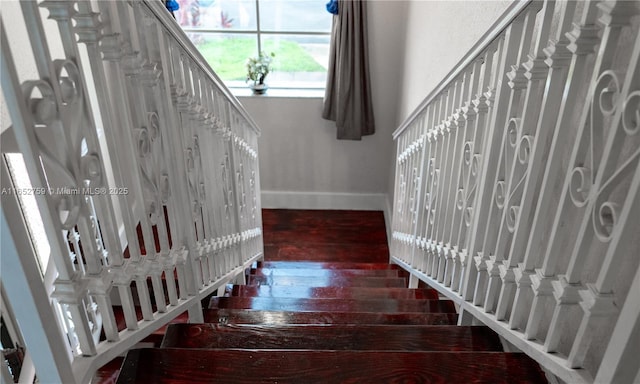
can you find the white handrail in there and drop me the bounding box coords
[390,1,640,383]
[143,0,261,135]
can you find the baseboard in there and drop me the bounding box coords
[261,191,388,211]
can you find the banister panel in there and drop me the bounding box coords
[391,1,640,382]
[0,1,264,382]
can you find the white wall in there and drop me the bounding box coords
[241,96,391,210]
[396,1,512,122]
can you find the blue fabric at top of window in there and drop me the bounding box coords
[326,0,339,15]
[165,0,179,12]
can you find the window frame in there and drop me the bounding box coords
[177,0,332,91]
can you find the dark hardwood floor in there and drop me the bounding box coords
[202,308,459,325]
[109,209,547,383]
[224,285,440,299]
[161,323,504,351]
[262,209,390,263]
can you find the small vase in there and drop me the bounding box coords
[249,83,268,95]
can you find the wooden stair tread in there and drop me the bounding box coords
[208,297,456,313]
[225,285,439,299]
[250,268,399,277]
[265,244,390,263]
[262,209,388,228]
[247,275,407,287]
[264,227,388,245]
[256,261,400,270]
[92,356,125,384]
[117,349,547,384]
[161,324,503,351]
[203,309,458,325]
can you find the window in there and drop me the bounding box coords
[175,0,332,90]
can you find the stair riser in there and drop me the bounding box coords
[209,297,456,313]
[161,324,504,351]
[249,268,399,278]
[118,349,547,384]
[226,285,439,300]
[264,244,390,263]
[203,309,458,325]
[256,261,401,270]
[247,275,407,287]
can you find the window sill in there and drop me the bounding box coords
[230,87,325,99]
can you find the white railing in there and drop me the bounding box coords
[391,1,640,383]
[0,1,263,383]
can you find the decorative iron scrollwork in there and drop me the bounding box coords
[508,118,521,148]
[569,167,592,207]
[596,71,621,117]
[518,135,533,165]
[496,180,507,209]
[622,90,640,135]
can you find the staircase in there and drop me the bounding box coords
[113,210,547,383]
[3,1,639,382]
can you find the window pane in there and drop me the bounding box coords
[262,34,329,87]
[259,0,332,33]
[187,33,259,81]
[175,0,257,31]
[4,154,51,276]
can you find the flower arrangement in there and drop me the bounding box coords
[246,52,275,87]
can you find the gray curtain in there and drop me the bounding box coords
[322,0,375,140]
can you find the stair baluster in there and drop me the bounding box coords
[391,0,640,382]
[0,1,263,382]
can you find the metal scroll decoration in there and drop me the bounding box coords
[397,172,406,216]
[26,60,105,231]
[186,134,205,221]
[495,117,531,234]
[569,70,640,242]
[137,111,168,225]
[422,154,437,229]
[458,140,481,228]
[221,151,233,219]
